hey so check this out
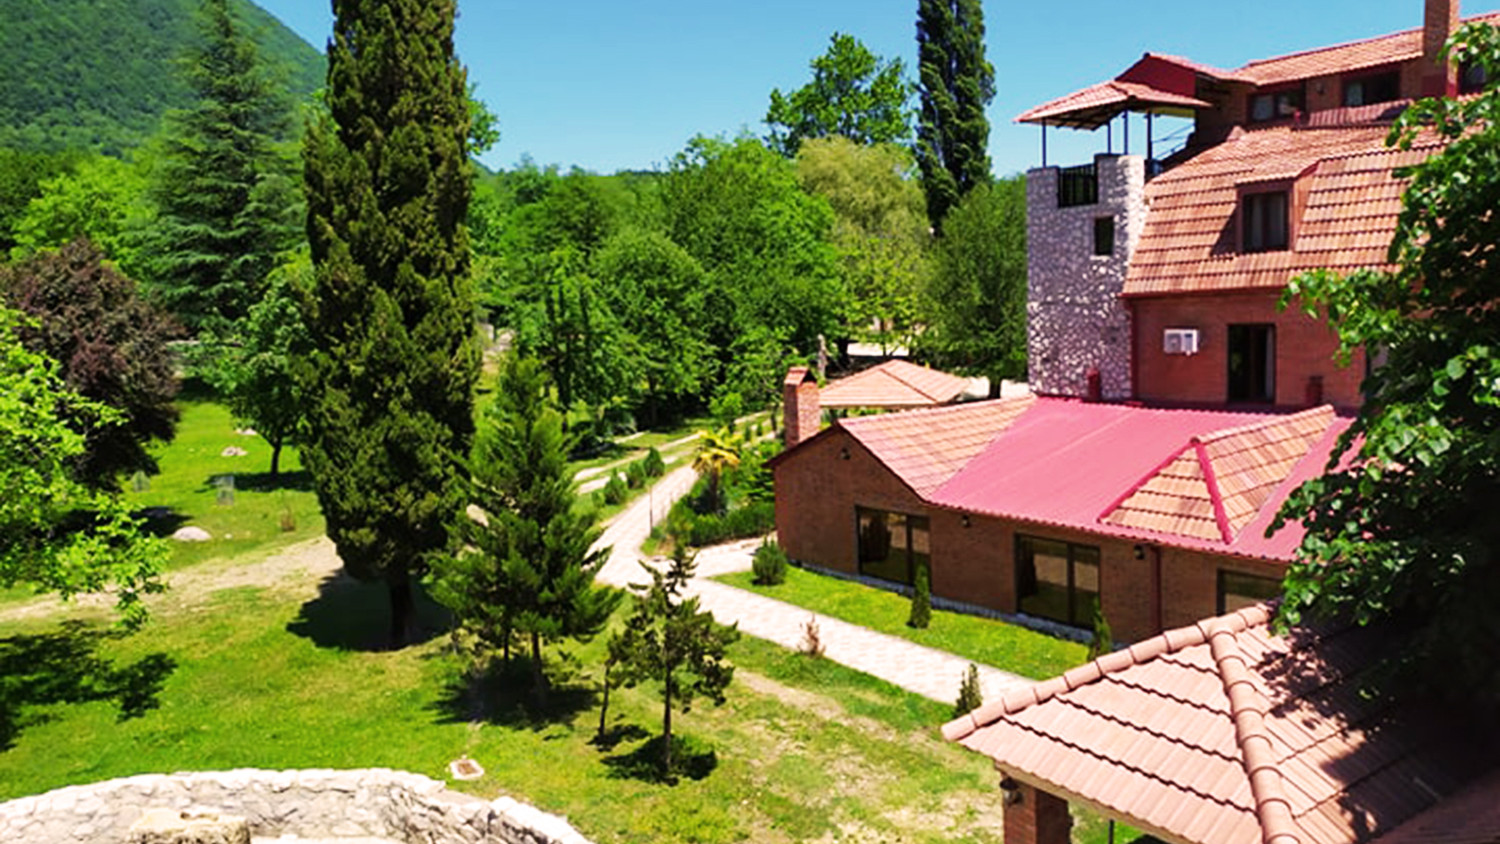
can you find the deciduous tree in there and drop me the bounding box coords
[299,0,479,647]
[1273,22,1500,703]
[0,306,165,627]
[915,0,996,232]
[0,239,180,489]
[766,33,914,157]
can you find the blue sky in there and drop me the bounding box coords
[254,0,1499,178]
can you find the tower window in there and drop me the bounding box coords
[1093,216,1115,256]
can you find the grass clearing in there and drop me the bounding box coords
[0,572,1009,844]
[718,567,1090,681]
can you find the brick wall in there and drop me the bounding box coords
[1131,290,1365,410]
[774,427,928,576]
[1160,548,1288,631]
[782,367,821,449]
[1003,782,1072,844]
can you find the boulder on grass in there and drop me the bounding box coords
[172,526,212,542]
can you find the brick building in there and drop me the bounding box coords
[772,0,1485,645]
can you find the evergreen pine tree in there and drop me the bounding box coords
[429,355,621,697]
[299,0,479,647]
[908,560,932,628]
[914,0,996,233]
[954,663,983,718]
[150,0,299,336]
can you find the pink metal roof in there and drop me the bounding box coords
[927,399,1350,561]
[819,359,971,409]
[944,605,1499,844]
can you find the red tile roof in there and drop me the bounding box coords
[819,359,971,409]
[1016,79,1213,128]
[1234,12,1500,86]
[1125,123,1446,296]
[928,399,1349,560]
[838,396,1035,497]
[944,605,1498,844]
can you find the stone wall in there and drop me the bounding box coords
[0,769,594,844]
[1026,154,1145,400]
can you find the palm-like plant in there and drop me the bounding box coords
[692,427,743,515]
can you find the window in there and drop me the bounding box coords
[1343,71,1400,107]
[1227,324,1276,403]
[1248,88,1304,122]
[1242,191,1288,252]
[1093,216,1115,256]
[1461,62,1490,95]
[1016,535,1100,628]
[856,507,929,586]
[1057,163,1098,207]
[1217,570,1282,614]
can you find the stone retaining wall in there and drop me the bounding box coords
[0,769,594,844]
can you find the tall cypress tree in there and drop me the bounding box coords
[914,0,996,233]
[151,0,299,335]
[299,0,478,647]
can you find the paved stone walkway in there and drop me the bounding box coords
[591,468,1033,706]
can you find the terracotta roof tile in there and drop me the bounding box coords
[945,607,1500,844]
[1017,79,1213,127]
[818,359,971,409]
[1234,12,1500,86]
[838,396,1035,497]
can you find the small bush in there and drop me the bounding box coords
[643,447,666,477]
[625,460,647,489]
[954,663,983,719]
[751,539,788,586]
[908,561,932,629]
[1087,605,1114,661]
[602,471,628,506]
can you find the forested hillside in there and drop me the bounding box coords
[0,0,323,154]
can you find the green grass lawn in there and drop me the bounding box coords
[718,567,1090,681]
[0,577,1014,844]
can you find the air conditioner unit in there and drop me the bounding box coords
[1164,328,1200,356]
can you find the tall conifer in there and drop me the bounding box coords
[151,0,298,335]
[914,0,996,233]
[299,0,478,647]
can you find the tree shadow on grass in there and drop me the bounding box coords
[196,470,314,495]
[132,506,190,539]
[430,656,597,731]
[601,733,718,784]
[285,573,448,653]
[0,620,175,752]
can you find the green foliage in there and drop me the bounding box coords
[149,0,301,336]
[0,0,323,155]
[765,32,914,157]
[429,356,620,692]
[796,137,929,351]
[692,428,742,516]
[199,254,309,481]
[602,471,629,507]
[642,447,666,478]
[298,0,479,647]
[625,459,646,490]
[0,149,82,253]
[915,0,996,232]
[916,177,1026,381]
[908,561,932,629]
[610,546,739,775]
[1273,22,1500,703]
[9,154,156,281]
[751,539,788,587]
[0,239,180,489]
[953,663,982,718]
[0,306,166,626]
[1087,606,1113,661]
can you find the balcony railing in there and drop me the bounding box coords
[1057,163,1098,207]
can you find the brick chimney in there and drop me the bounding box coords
[1422,0,1460,97]
[782,366,820,449]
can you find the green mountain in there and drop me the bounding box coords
[0,0,324,155]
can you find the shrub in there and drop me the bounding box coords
[751,539,788,586]
[954,663,983,718]
[1087,605,1114,661]
[908,561,932,629]
[643,447,666,477]
[602,471,628,506]
[625,459,646,489]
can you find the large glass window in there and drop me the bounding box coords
[1228,324,1276,403]
[1218,570,1283,614]
[1249,88,1304,122]
[857,508,930,586]
[1017,535,1100,628]
[1343,71,1400,107]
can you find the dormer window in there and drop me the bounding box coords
[1343,70,1400,106]
[1242,191,1289,252]
[1248,88,1304,122]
